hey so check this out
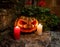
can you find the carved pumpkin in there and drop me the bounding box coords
[15,16,38,33]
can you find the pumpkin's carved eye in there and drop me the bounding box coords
[19,21,27,25]
[31,21,36,25]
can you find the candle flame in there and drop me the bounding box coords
[38,24,42,26]
[16,26,20,28]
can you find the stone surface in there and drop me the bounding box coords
[21,32,51,47]
[0,30,60,47]
[0,31,51,47]
[1,30,60,47]
[51,31,60,47]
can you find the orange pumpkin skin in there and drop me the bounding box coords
[14,16,38,33]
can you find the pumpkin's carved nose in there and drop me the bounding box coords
[28,25,32,28]
[24,24,32,28]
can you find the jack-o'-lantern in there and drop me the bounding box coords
[14,16,38,33]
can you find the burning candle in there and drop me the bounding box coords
[14,26,20,40]
[37,24,43,35]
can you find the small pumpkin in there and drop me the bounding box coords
[15,16,38,33]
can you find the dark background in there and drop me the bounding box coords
[0,0,14,8]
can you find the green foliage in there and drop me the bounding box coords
[16,6,60,31]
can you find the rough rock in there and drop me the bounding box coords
[51,31,60,47]
[0,31,51,47]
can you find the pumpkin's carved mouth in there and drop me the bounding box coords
[20,27,36,32]
[21,28,35,30]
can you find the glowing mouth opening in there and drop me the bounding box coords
[21,28,34,30]
[20,27,36,32]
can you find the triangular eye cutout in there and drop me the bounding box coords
[19,20,27,25]
[31,21,36,25]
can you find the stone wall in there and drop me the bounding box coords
[0,9,15,31]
